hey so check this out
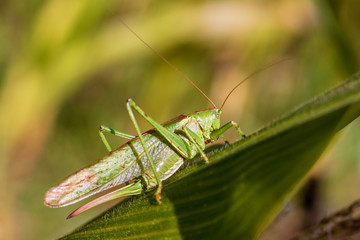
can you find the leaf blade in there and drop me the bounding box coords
[61,73,360,239]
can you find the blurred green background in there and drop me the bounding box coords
[0,0,359,239]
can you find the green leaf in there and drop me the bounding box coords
[61,73,360,240]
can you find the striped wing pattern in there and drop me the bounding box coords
[44,116,201,207]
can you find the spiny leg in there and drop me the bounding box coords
[210,121,246,143]
[230,121,246,138]
[126,98,195,203]
[126,99,195,158]
[99,125,136,152]
[183,127,209,164]
[126,100,163,204]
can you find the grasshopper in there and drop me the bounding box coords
[44,21,251,219]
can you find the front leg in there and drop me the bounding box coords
[210,121,246,143]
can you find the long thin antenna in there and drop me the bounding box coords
[220,58,289,110]
[120,19,216,108]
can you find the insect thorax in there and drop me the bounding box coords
[184,109,220,141]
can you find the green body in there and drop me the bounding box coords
[44,99,244,218]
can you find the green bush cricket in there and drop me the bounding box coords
[43,21,276,219]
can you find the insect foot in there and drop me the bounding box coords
[155,187,162,204]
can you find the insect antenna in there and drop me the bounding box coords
[220,59,289,110]
[120,19,217,108]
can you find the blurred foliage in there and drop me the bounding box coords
[0,0,359,239]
